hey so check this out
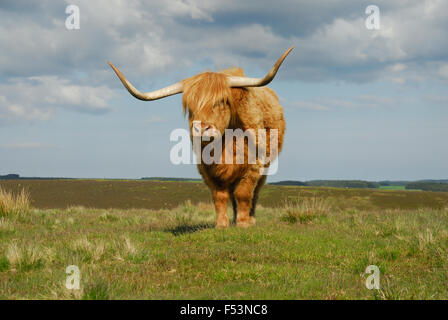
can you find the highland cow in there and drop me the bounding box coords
[108,46,293,227]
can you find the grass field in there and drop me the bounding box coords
[1,181,448,299]
[379,186,407,190]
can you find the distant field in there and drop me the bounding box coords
[379,186,407,190]
[1,179,448,211]
[1,180,448,299]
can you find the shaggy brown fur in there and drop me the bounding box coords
[181,67,285,228]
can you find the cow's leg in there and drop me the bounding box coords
[250,175,267,218]
[212,188,230,228]
[230,193,237,225]
[234,169,260,227]
[228,183,237,225]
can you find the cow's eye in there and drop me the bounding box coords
[214,101,225,109]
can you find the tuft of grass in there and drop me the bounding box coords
[182,200,196,215]
[281,197,331,224]
[82,279,110,300]
[0,217,15,232]
[0,187,31,218]
[6,242,44,272]
[113,236,148,263]
[0,256,10,271]
[71,237,106,263]
[99,212,120,222]
[418,228,434,251]
[163,201,215,235]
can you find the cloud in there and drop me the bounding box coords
[287,95,399,111]
[0,76,115,123]
[0,0,447,83]
[159,0,214,21]
[0,0,447,125]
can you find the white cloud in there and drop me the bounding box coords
[160,0,214,21]
[0,76,115,123]
[0,95,52,122]
[388,63,407,72]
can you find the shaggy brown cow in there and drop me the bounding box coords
[108,47,293,228]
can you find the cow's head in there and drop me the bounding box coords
[107,47,293,139]
[182,71,233,139]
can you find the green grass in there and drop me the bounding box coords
[379,186,406,190]
[1,197,447,299]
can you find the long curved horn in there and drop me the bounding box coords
[107,61,183,101]
[227,46,294,88]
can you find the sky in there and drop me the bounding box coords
[0,0,447,182]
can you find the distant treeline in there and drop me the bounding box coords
[270,180,380,189]
[0,174,71,180]
[379,179,448,186]
[378,181,409,186]
[3,174,448,192]
[0,174,20,180]
[406,182,448,192]
[270,179,448,192]
[141,177,202,182]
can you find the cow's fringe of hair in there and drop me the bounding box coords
[181,72,233,116]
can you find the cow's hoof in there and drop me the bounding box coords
[237,217,256,228]
[215,221,229,229]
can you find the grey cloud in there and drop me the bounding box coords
[0,0,447,123]
[287,95,400,111]
[1,0,447,82]
[0,76,115,124]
